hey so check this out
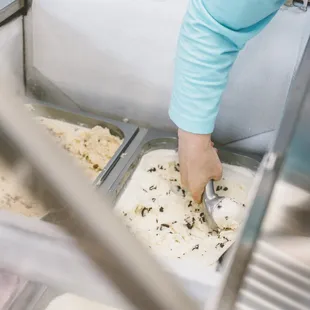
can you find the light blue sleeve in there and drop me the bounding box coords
[169,0,285,134]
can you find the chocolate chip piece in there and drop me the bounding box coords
[188,201,193,207]
[93,164,99,169]
[217,205,222,209]
[216,242,225,249]
[223,187,228,191]
[141,207,152,217]
[159,206,164,212]
[199,212,206,223]
[192,244,199,251]
[185,217,195,229]
[186,222,193,229]
[160,223,170,230]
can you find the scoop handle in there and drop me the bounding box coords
[204,180,218,201]
[202,180,220,231]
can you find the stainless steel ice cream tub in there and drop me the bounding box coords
[99,128,260,270]
[27,102,138,186]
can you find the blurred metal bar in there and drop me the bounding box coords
[0,211,135,310]
[208,36,310,310]
[0,92,198,310]
[0,0,24,25]
[0,211,216,309]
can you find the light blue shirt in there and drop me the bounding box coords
[169,0,285,134]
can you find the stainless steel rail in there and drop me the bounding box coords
[208,36,310,310]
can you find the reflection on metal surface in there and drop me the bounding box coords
[208,36,310,310]
[0,269,20,310]
[0,93,198,310]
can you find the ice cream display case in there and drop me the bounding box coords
[4,129,260,310]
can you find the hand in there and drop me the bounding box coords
[178,129,222,203]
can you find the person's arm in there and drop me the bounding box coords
[169,0,284,134]
[170,0,285,202]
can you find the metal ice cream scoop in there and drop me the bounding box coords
[202,180,224,231]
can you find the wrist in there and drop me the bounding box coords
[178,128,211,143]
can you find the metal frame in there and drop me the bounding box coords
[208,36,310,310]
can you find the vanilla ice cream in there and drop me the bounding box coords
[115,149,256,266]
[0,115,122,217]
[36,117,122,181]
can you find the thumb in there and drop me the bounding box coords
[212,173,222,181]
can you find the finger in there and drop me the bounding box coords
[192,191,203,204]
[180,172,188,189]
[179,159,188,189]
[212,173,222,181]
[191,182,206,204]
[212,164,223,181]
